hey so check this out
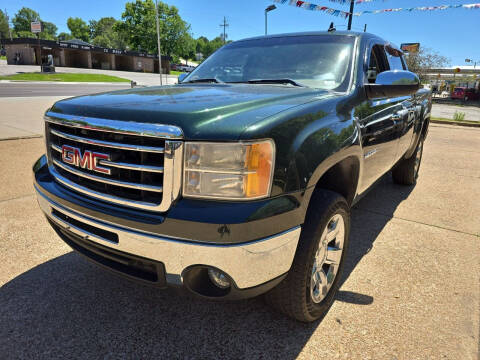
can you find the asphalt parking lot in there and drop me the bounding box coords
[0,124,479,359]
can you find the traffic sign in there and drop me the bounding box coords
[31,21,42,33]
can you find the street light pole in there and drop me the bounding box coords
[265,5,276,35]
[155,0,163,86]
[347,0,355,30]
[265,11,267,36]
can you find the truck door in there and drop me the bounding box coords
[356,43,404,193]
[385,46,416,161]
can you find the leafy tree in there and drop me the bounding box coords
[67,17,90,42]
[194,36,228,60]
[40,21,57,40]
[115,0,157,53]
[195,36,208,54]
[0,10,9,40]
[12,7,56,39]
[12,7,40,33]
[115,0,192,57]
[157,2,192,58]
[405,47,450,82]
[58,32,73,41]
[90,17,127,49]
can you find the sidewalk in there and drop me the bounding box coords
[431,103,480,122]
[0,96,66,140]
[0,63,178,86]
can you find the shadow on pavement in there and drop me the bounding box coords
[0,175,412,359]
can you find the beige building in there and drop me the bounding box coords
[1,38,170,74]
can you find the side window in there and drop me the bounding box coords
[367,44,389,83]
[385,45,406,70]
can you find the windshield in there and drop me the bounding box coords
[185,35,355,91]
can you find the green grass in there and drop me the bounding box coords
[0,56,6,60]
[169,70,184,76]
[453,111,466,121]
[0,73,130,82]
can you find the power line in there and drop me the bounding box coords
[219,16,229,44]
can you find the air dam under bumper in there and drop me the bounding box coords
[35,184,301,294]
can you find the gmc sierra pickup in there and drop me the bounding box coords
[33,31,431,322]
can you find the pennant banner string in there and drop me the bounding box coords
[273,0,480,17]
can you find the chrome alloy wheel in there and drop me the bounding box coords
[310,214,345,304]
[414,139,424,176]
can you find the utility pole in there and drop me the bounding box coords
[154,0,163,86]
[347,0,355,30]
[219,17,229,45]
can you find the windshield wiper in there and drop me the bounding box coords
[244,79,305,87]
[183,78,224,84]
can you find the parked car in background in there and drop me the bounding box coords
[451,87,479,101]
[177,64,196,72]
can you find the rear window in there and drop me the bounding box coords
[454,88,464,92]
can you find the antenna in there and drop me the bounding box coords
[219,16,229,44]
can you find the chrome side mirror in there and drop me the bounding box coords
[365,70,420,99]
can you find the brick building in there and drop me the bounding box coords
[1,38,170,73]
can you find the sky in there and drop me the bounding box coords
[2,0,479,65]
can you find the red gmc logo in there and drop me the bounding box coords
[61,145,111,175]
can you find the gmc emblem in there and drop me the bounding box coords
[61,145,111,175]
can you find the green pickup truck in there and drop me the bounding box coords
[33,31,431,322]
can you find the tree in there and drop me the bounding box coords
[67,17,90,42]
[115,0,192,57]
[405,47,450,82]
[12,7,57,40]
[0,10,9,40]
[12,7,40,33]
[40,21,57,40]
[89,17,127,49]
[58,32,73,41]
[194,36,227,59]
[157,2,192,58]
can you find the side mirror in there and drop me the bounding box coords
[365,70,420,99]
[178,73,188,83]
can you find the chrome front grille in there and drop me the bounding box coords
[45,112,183,212]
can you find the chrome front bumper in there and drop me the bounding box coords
[35,186,301,290]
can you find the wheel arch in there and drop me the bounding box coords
[302,153,362,223]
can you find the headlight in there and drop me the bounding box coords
[183,140,275,200]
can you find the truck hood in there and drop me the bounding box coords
[49,84,333,140]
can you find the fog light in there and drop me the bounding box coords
[207,268,231,289]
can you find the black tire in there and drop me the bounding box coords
[265,190,350,322]
[392,136,424,185]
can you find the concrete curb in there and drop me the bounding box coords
[0,134,43,141]
[0,80,131,85]
[430,119,480,128]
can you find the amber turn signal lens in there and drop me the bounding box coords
[245,141,274,198]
